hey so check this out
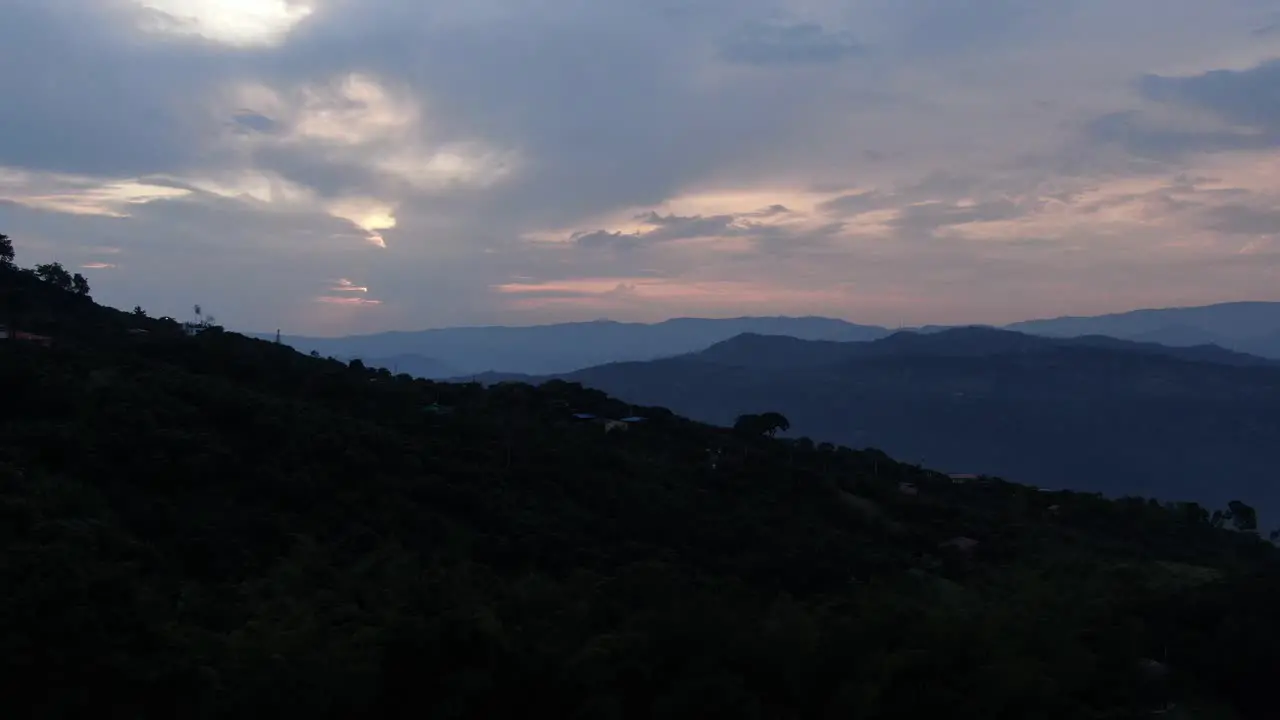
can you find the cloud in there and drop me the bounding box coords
[1088,59,1280,161]
[1139,59,1280,132]
[81,262,118,270]
[131,0,316,47]
[330,278,369,292]
[0,167,192,217]
[4,0,1280,333]
[567,204,847,254]
[818,191,889,216]
[316,295,382,306]
[1200,204,1280,235]
[887,199,1027,237]
[720,21,864,65]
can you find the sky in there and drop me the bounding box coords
[1,0,1279,335]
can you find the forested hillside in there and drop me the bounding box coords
[2,249,1280,718]
[550,330,1280,523]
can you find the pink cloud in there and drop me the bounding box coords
[495,276,852,311]
[330,278,368,292]
[315,296,383,306]
[80,262,117,269]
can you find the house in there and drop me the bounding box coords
[182,322,207,337]
[898,482,919,496]
[602,420,629,433]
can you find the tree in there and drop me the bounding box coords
[733,412,792,438]
[133,306,148,318]
[0,233,14,268]
[1227,500,1258,532]
[733,414,765,437]
[759,412,791,437]
[34,262,73,291]
[71,273,91,297]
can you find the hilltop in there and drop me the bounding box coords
[2,253,1280,717]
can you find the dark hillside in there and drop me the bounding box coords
[557,331,1280,520]
[2,260,1279,718]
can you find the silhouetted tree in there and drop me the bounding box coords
[71,273,90,297]
[760,411,791,437]
[133,306,147,318]
[1228,500,1258,532]
[733,412,791,438]
[34,262,73,291]
[0,233,14,267]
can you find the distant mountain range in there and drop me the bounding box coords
[461,327,1280,523]
[272,316,888,377]
[269,301,1280,376]
[1007,301,1280,358]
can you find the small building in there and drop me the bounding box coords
[899,482,919,496]
[602,420,629,433]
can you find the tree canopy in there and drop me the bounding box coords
[734,411,791,438]
[2,245,1280,718]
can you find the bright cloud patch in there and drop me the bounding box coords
[315,278,381,307]
[316,296,382,306]
[331,278,369,293]
[221,74,517,191]
[0,167,191,217]
[326,198,396,248]
[133,0,314,46]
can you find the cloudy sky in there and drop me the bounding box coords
[1,0,1279,335]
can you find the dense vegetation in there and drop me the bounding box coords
[2,244,1280,718]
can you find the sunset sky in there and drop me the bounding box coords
[1,0,1278,335]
